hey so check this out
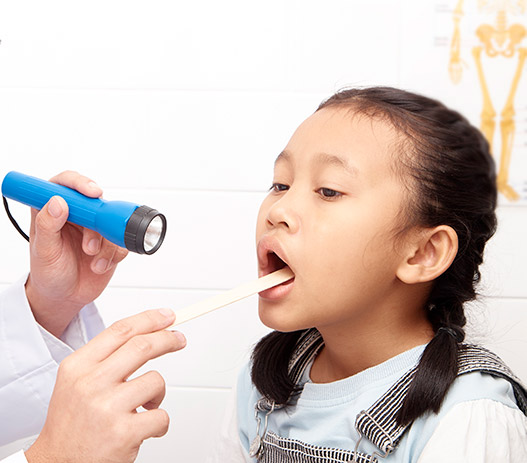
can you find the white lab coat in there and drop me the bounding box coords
[0,275,104,462]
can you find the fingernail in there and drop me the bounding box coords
[88,181,101,191]
[48,197,63,218]
[171,330,187,346]
[159,308,174,318]
[94,258,109,273]
[88,239,100,254]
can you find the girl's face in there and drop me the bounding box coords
[256,107,413,333]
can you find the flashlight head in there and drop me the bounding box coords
[124,206,167,255]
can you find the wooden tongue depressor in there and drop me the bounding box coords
[171,267,294,326]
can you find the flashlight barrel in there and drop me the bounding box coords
[2,171,138,248]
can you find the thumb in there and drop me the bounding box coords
[33,196,69,255]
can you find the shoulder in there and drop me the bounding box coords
[235,361,262,454]
[443,369,519,410]
[438,343,526,415]
[416,398,527,462]
[405,370,527,462]
[236,361,258,408]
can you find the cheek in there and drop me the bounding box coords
[301,222,357,290]
[306,215,397,282]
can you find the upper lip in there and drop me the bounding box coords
[257,235,294,278]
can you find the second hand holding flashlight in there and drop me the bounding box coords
[2,171,167,255]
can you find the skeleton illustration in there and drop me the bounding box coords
[450,0,527,201]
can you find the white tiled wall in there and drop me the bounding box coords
[0,1,525,462]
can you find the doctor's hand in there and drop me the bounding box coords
[25,309,185,463]
[25,170,129,338]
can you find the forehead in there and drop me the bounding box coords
[280,107,401,179]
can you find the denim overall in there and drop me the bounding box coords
[249,329,527,463]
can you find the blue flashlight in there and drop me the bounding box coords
[1,171,167,255]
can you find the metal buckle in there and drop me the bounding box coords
[249,401,275,459]
[352,410,395,463]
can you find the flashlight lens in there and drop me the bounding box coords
[144,216,164,252]
[124,206,166,254]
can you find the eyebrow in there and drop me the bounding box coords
[275,150,358,177]
[274,151,291,165]
[314,152,358,177]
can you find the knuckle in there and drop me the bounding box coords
[57,356,74,378]
[52,170,74,182]
[147,370,166,392]
[115,247,129,262]
[129,335,153,355]
[109,319,134,339]
[57,357,90,394]
[144,309,162,325]
[34,211,47,230]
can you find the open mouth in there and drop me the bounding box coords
[268,251,288,273]
[263,251,295,288]
[257,236,295,287]
[257,238,295,300]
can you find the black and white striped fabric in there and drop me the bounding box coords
[254,328,527,462]
[259,431,377,463]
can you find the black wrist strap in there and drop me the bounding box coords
[3,196,29,242]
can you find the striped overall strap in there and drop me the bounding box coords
[354,344,527,456]
[256,328,324,413]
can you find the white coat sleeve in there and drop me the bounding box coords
[206,385,252,463]
[0,274,105,459]
[417,399,527,462]
[0,451,27,463]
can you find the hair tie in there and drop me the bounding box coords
[437,326,463,343]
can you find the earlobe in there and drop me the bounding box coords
[396,226,458,284]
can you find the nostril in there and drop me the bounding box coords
[267,205,293,230]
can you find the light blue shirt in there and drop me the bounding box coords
[237,344,522,462]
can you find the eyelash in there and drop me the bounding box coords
[270,183,343,200]
[317,187,342,200]
[270,183,289,193]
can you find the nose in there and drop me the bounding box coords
[265,191,300,234]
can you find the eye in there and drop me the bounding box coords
[270,183,289,193]
[317,187,343,199]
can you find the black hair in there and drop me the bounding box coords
[251,86,498,426]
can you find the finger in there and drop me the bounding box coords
[100,330,186,381]
[82,230,128,267]
[82,228,103,256]
[104,245,129,273]
[118,371,166,411]
[112,246,129,266]
[30,196,69,258]
[91,239,118,274]
[133,408,170,440]
[75,309,177,364]
[49,170,103,199]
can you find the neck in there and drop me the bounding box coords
[310,287,434,383]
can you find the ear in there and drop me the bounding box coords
[396,226,459,284]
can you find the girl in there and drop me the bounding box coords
[216,87,527,462]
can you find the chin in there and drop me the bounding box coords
[258,300,310,333]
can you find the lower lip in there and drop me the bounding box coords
[258,275,295,300]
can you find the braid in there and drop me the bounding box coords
[319,87,497,425]
[396,300,465,425]
[251,330,305,405]
[250,87,497,424]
